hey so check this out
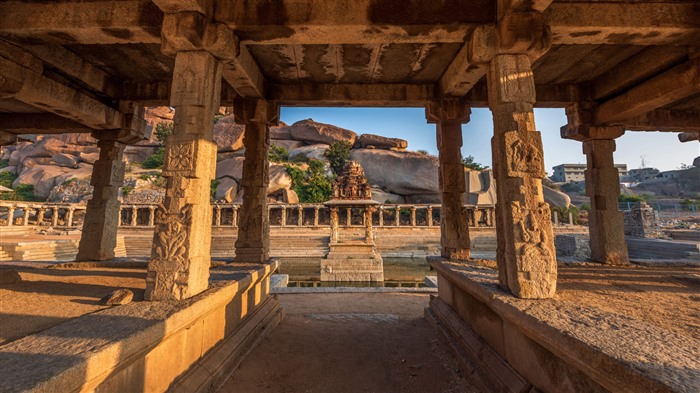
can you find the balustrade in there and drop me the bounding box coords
[0,202,498,230]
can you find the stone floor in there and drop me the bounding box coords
[220,293,479,393]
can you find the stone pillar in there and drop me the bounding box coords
[76,138,127,261]
[427,99,471,260]
[37,207,45,226]
[297,206,304,226]
[6,205,14,226]
[22,206,30,226]
[378,207,384,227]
[51,207,58,227]
[486,54,557,298]
[214,205,222,227]
[427,206,433,227]
[146,51,222,301]
[395,206,400,227]
[148,206,155,227]
[280,207,287,227]
[346,207,352,226]
[583,138,629,264]
[330,207,339,243]
[313,206,320,227]
[234,98,279,263]
[232,205,238,228]
[130,206,138,227]
[66,207,75,227]
[410,207,417,227]
[364,207,374,242]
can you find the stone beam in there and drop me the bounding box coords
[463,82,581,108]
[268,84,435,107]
[592,46,689,101]
[119,81,236,105]
[215,0,492,45]
[595,59,700,125]
[1,53,122,130]
[625,110,700,133]
[679,132,700,143]
[22,45,117,98]
[0,113,93,134]
[547,2,700,45]
[0,1,162,45]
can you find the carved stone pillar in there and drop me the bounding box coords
[280,207,287,227]
[313,206,320,227]
[427,99,471,260]
[148,206,155,227]
[130,206,138,227]
[297,206,303,226]
[234,98,279,263]
[364,206,374,242]
[76,138,126,260]
[214,205,222,226]
[486,54,557,298]
[6,205,14,226]
[330,207,339,243]
[66,207,75,227]
[146,50,222,301]
[583,138,629,264]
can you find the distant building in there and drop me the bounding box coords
[659,170,682,180]
[628,168,660,182]
[551,163,628,183]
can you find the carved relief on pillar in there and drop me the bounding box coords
[146,204,192,300]
[504,130,545,179]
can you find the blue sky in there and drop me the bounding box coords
[281,107,699,173]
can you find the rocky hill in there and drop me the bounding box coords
[0,107,570,208]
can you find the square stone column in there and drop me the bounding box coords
[427,99,471,260]
[76,138,126,261]
[234,98,279,263]
[584,138,629,265]
[487,54,557,299]
[146,51,222,301]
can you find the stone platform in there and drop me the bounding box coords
[0,261,282,393]
[321,241,384,282]
[426,257,699,393]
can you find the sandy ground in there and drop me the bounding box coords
[220,293,478,393]
[557,265,700,341]
[0,266,146,344]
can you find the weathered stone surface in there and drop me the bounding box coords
[99,288,133,305]
[289,144,329,161]
[370,186,405,204]
[271,139,304,151]
[52,153,79,168]
[358,134,408,150]
[289,119,358,146]
[276,188,299,204]
[216,157,244,180]
[694,156,700,167]
[270,123,293,140]
[13,165,69,198]
[213,115,245,151]
[0,270,22,284]
[269,165,292,194]
[215,177,239,202]
[79,152,100,164]
[624,201,660,238]
[47,178,92,203]
[350,149,439,196]
[0,165,17,174]
[405,193,441,203]
[463,169,497,205]
[216,158,291,196]
[543,186,571,208]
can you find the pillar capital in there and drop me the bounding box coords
[426,98,470,124]
[91,102,147,145]
[561,103,625,141]
[233,97,280,126]
[468,11,551,65]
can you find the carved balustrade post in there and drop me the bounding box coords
[330,207,339,243]
[37,207,45,226]
[364,206,375,242]
[77,117,144,261]
[280,206,286,227]
[130,206,138,227]
[410,207,417,227]
[427,206,434,227]
[234,98,279,263]
[51,207,58,227]
[214,205,222,227]
[394,206,400,227]
[297,205,303,226]
[427,98,471,260]
[378,206,384,227]
[471,8,557,298]
[7,205,14,226]
[22,206,30,226]
[232,205,239,228]
[66,207,75,227]
[346,207,352,226]
[313,206,320,227]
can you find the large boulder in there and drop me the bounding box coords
[13,165,70,198]
[270,124,293,140]
[694,156,700,168]
[405,193,441,203]
[216,157,244,180]
[215,177,239,202]
[52,153,79,168]
[370,186,405,204]
[350,149,439,196]
[272,140,304,151]
[358,134,408,150]
[269,164,292,194]
[79,152,100,164]
[124,145,154,164]
[289,144,329,161]
[543,186,571,208]
[463,169,497,205]
[215,158,292,195]
[289,119,358,146]
[213,116,245,151]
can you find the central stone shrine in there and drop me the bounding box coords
[322,161,384,282]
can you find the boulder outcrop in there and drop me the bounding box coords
[351,149,439,196]
[213,116,245,151]
[289,119,358,146]
[358,134,408,150]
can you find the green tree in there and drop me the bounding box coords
[268,145,290,163]
[325,141,352,176]
[141,148,166,169]
[284,160,332,203]
[154,122,174,142]
[462,155,485,171]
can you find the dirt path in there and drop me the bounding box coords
[220,293,477,393]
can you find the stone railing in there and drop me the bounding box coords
[0,202,496,230]
[116,203,496,230]
[0,203,87,228]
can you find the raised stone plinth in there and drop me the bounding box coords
[321,241,384,282]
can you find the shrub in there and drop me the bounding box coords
[416,149,430,155]
[0,171,18,188]
[551,205,580,225]
[154,122,174,143]
[618,194,649,203]
[268,145,290,163]
[211,179,219,202]
[142,147,166,169]
[284,159,332,203]
[0,184,42,202]
[462,155,485,171]
[122,185,133,197]
[325,141,352,176]
[0,159,8,169]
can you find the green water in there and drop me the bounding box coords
[277,257,433,287]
